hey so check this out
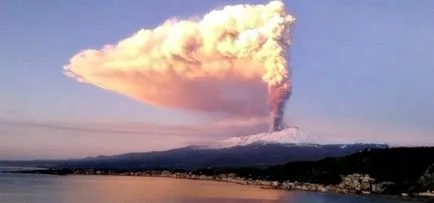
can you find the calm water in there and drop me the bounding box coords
[0,167,412,203]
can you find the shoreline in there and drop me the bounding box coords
[6,169,432,202]
[103,175,431,202]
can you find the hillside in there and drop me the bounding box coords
[195,147,434,194]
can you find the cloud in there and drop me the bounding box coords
[0,119,267,159]
[64,1,295,128]
[0,119,266,139]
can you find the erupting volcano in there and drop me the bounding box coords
[64,1,295,131]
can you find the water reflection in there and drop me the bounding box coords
[58,176,285,202]
[0,172,414,203]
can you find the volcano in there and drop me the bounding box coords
[206,127,356,148]
[4,127,387,170]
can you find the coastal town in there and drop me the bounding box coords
[24,168,433,201]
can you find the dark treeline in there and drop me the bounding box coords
[194,147,434,193]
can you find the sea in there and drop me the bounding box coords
[0,166,414,203]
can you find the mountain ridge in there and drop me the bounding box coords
[201,127,386,149]
[0,128,388,169]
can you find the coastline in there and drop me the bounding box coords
[6,168,432,202]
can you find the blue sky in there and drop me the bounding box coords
[1,0,433,159]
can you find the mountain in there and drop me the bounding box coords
[0,128,387,169]
[205,127,357,148]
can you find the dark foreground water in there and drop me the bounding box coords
[0,167,413,203]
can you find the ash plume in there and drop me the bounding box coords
[269,82,291,132]
[64,1,295,131]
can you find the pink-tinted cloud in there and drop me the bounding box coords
[64,1,295,123]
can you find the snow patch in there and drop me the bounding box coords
[206,127,355,149]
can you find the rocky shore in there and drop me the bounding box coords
[12,168,433,202]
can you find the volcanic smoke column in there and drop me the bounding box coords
[63,1,295,131]
[268,82,291,132]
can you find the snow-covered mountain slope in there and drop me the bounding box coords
[206,127,382,149]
